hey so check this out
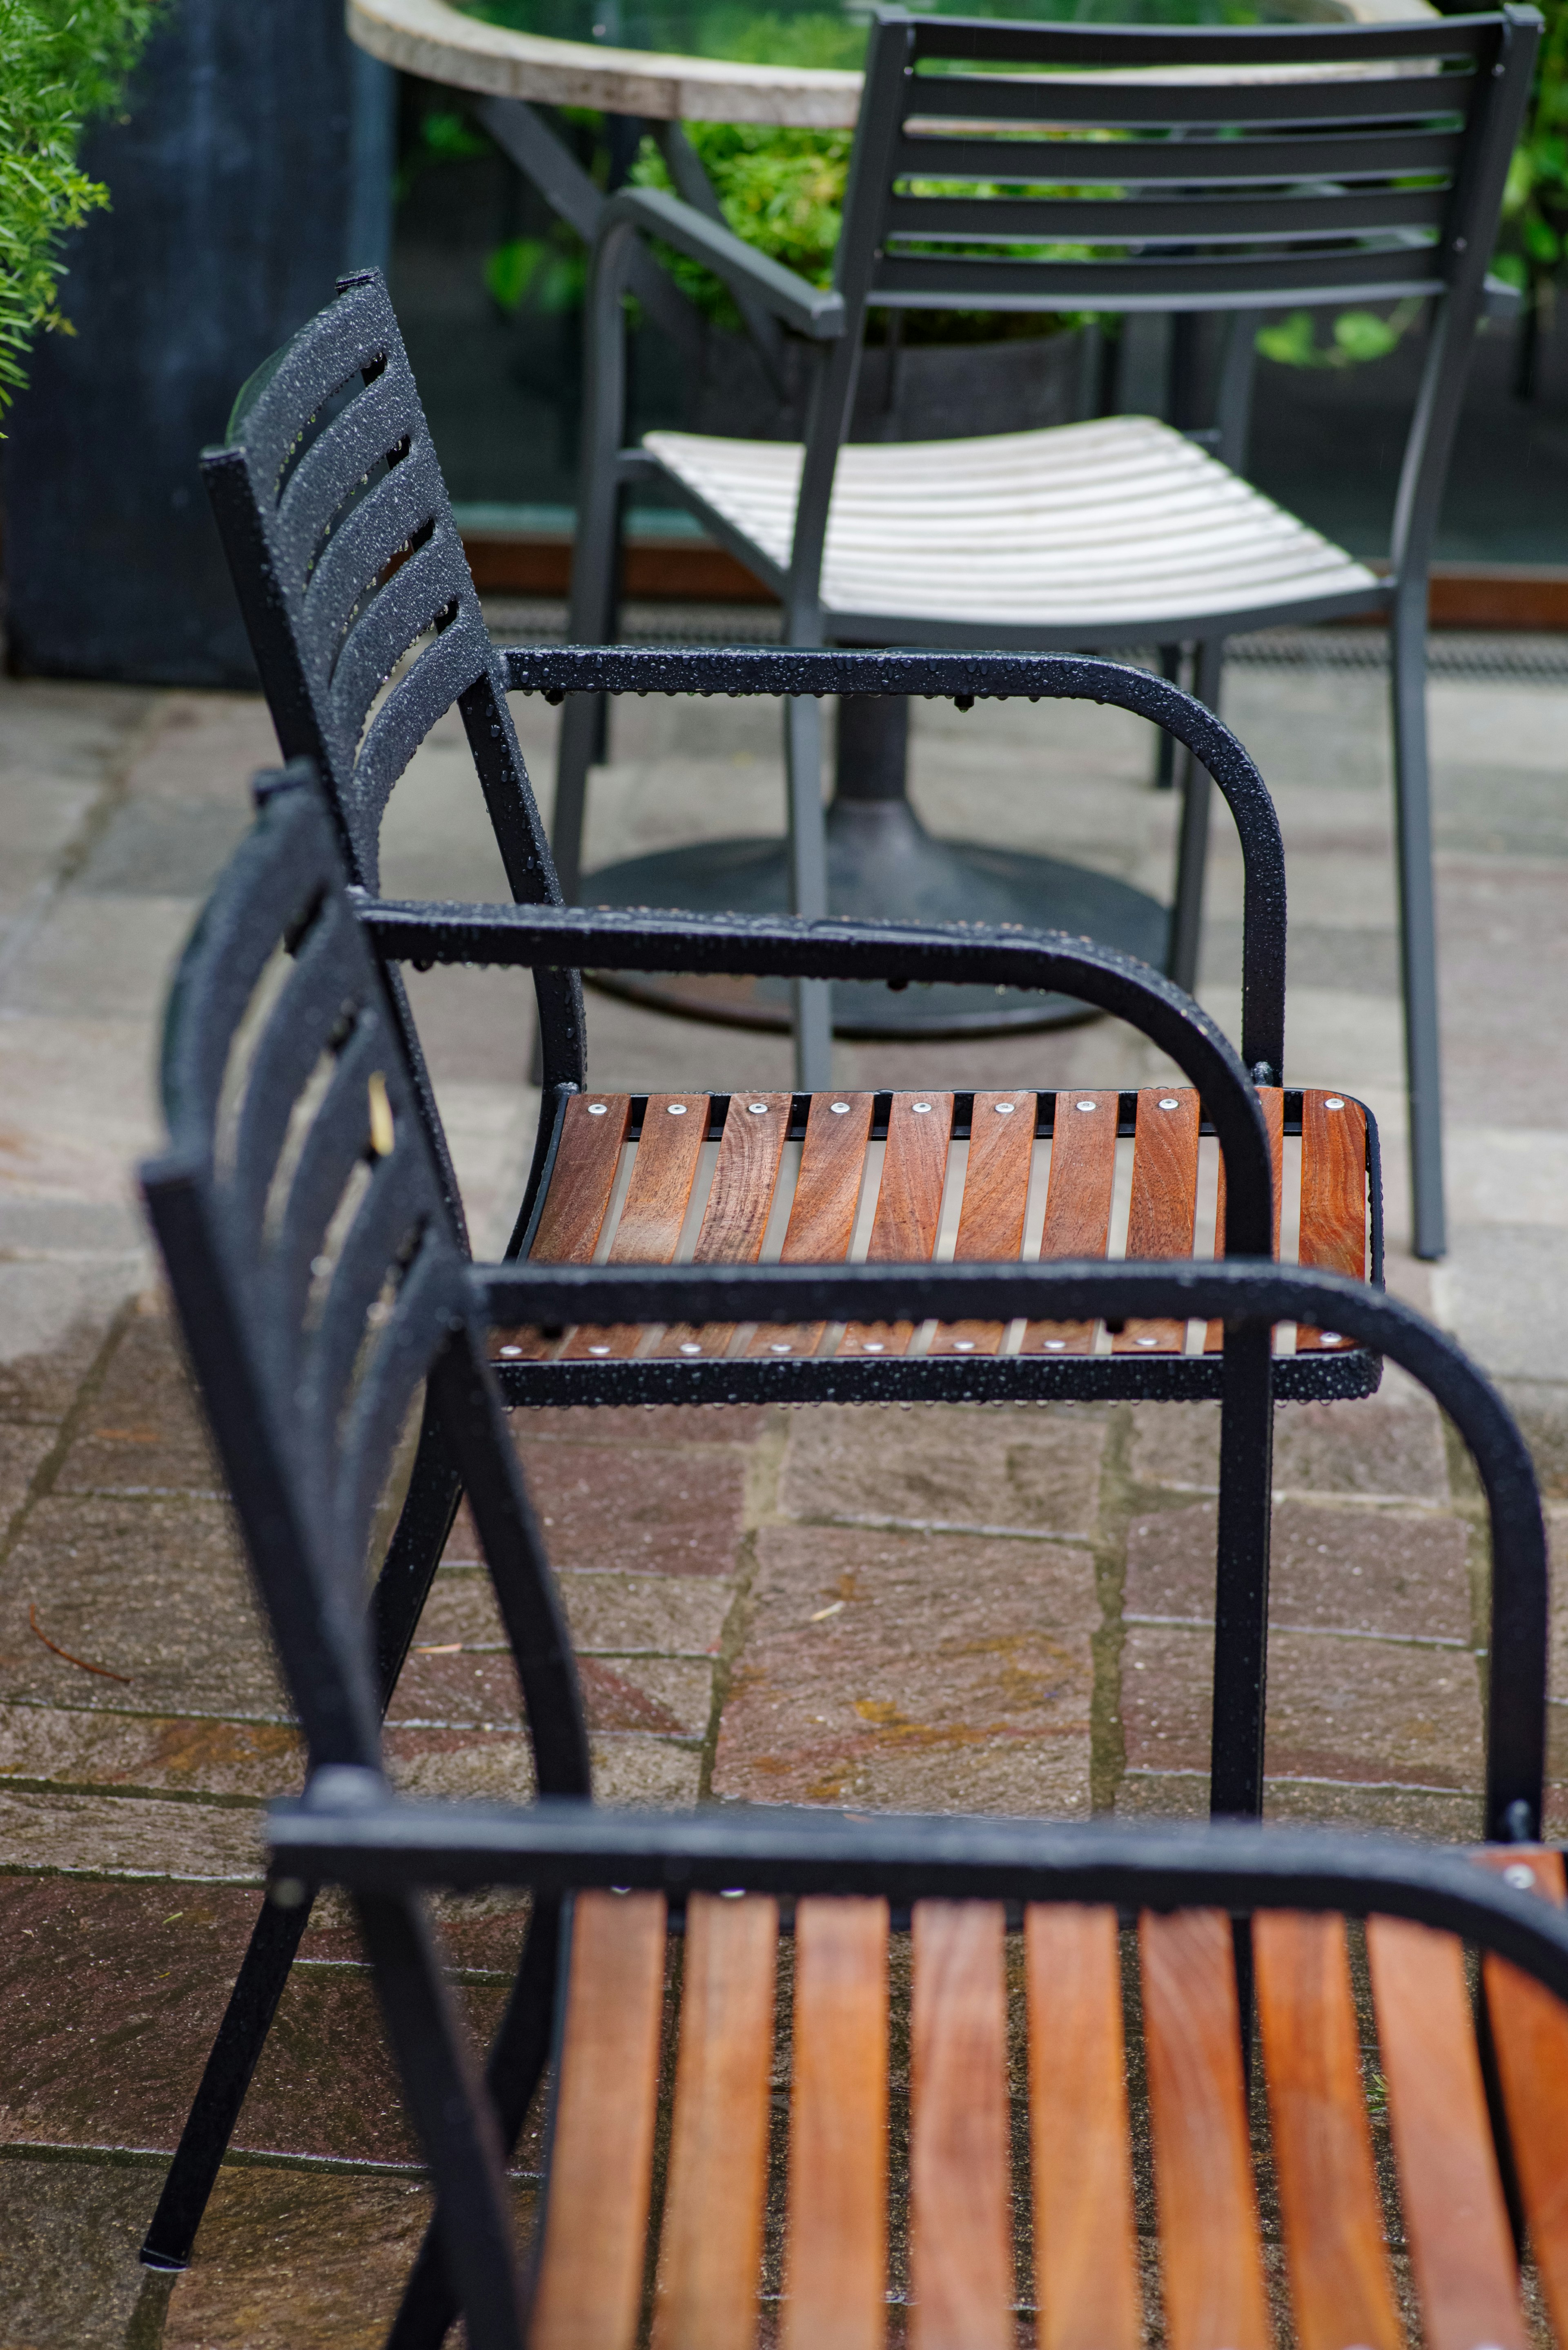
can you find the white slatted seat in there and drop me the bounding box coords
[644,415,1379,631]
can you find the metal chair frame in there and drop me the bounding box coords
[138,771,1542,2331]
[140,776,1547,2350]
[560,2,1540,1259]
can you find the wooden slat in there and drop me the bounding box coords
[651,1892,779,2350]
[493,1093,630,1362]
[1296,1090,1368,1352]
[910,1900,1013,2350]
[930,1091,1036,1357]
[1204,1086,1285,1354]
[1254,1910,1401,2350]
[1025,1904,1140,2350]
[1114,1088,1200,1356]
[531,1889,668,2350]
[1477,1849,1568,2350]
[1140,1908,1271,2350]
[748,1092,874,1361]
[657,1092,791,1360]
[840,1093,955,1360]
[563,1093,706,1361]
[782,1897,890,2350]
[1022,1090,1118,1356]
[1365,1913,1528,2350]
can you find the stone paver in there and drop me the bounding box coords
[0,642,1564,2335]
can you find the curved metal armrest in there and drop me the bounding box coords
[596,187,845,341]
[272,1798,1568,2001]
[500,644,1288,1085]
[472,1257,1546,1841]
[358,894,1274,1255]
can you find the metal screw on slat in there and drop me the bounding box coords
[1505,1864,1537,1890]
[1325,1097,1345,1110]
[679,1341,702,1355]
[994,1101,1016,1114]
[587,1102,608,1115]
[830,1102,851,1114]
[748,1101,769,1114]
[668,1102,688,1115]
[589,1344,611,1356]
[912,1101,932,1114]
[1076,1100,1096,1113]
[500,1344,523,1358]
[1158,1097,1179,1111]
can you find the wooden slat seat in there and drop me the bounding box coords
[490,1083,1379,1404]
[530,1877,1552,2350]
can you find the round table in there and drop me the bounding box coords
[351,0,1424,1038]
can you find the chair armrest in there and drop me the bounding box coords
[357,893,1274,1255]
[499,644,1288,1088]
[596,186,845,341]
[270,1798,1568,1987]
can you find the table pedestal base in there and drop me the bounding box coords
[582,693,1168,1035]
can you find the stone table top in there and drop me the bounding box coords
[347,0,1437,128]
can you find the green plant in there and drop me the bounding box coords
[1498,0,1568,315]
[0,0,160,421]
[1256,297,1422,372]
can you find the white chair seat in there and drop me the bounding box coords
[643,413,1379,630]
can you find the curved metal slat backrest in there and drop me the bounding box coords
[842,4,1530,319]
[142,772,587,1791]
[200,270,586,1099]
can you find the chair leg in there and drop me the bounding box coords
[357,1893,526,2350]
[1208,1323,1275,1823]
[1390,591,1448,1260]
[784,693,832,1089]
[1153,644,1184,790]
[138,1892,315,2270]
[385,1896,564,2350]
[139,1406,465,2273]
[1168,636,1225,996]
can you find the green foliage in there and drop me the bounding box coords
[1500,0,1568,301]
[1256,298,1420,372]
[630,119,851,326]
[0,0,160,419]
[485,230,588,317]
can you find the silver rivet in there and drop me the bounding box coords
[912,1101,932,1114]
[588,1344,611,1356]
[1505,1863,1537,1891]
[1319,1331,1343,1347]
[994,1101,1016,1114]
[1075,1099,1096,1113]
[500,1344,523,1358]
[748,1101,769,1114]
[1045,1339,1066,1351]
[667,1102,688,1115]
[1158,1097,1179,1111]
[1136,1336,1160,1347]
[953,1340,976,1352]
[679,1341,702,1355]
[863,1341,884,1353]
[586,1102,608,1115]
[719,1887,746,1900]
[770,1343,792,1354]
[830,1101,851,1114]
[1325,1097,1345,1110]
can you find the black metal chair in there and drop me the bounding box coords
[560,2,1539,1261]
[143,772,1555,2350]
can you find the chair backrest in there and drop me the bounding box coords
[200,270,586,1112]
[140,767,590,1794]
[793,2,1537,593]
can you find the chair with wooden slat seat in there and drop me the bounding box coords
[142,261,1399,2285]
[560,2,1539,1263]
[142,771,1564,2350]
[140,774,1553,2350]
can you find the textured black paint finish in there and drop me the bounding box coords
[1,2,389,687]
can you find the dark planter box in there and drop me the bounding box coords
[1,1,392,688]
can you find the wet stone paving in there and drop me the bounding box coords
[0,631,1564,2343]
